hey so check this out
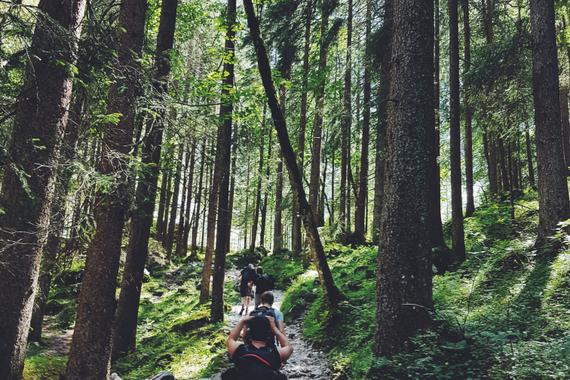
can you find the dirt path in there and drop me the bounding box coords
[41,315,74,357]
[227,275,331,379]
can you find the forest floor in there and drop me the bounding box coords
[22,190,570,380]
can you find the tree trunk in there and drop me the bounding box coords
[372,1,393,245]
[560,87,570,169]
[462,0,475,217]
[179,142,196,257]
[526,127,536,188]
[309,0,332,225]
[292,0,312,254]
[210,0,236,322]
[530,0,570,244]
[65,1,147,378]
[260,128,272,247]
[273,152,284,252]
[29,89,86,343]
[340,0,353,232]
[374,0,433,356]
[165,142,184,258]
[250,123,265,250]
[111,0,178,359]
[162,165,173,239]
[191,141,207,257]
[156,166,169,238]
[174,143,191,256]
[449,0,466,260]
[354,0,370,242]
[0,0,86,377]
[244,0,341,308]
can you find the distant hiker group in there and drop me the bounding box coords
[223,264,290,379]
[238,264,276,316]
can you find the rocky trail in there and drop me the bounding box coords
[225,271,331,379]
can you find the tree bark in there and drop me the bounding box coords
[65,1,147,378]
[0,0,86,377]
[156,167,170,238]
[273,152,284,251]
[354,0,370,242]
[210,0,236,322]
[374,0,433,356]
[292,0,313,254]
[29,89,86,343]
[165,142,184,258]
[372,1,393,245]
[449,0,466,260]
[260,127,272,247]
[560,87,570,169]
[244,0,341,308]
[340,0,353,232]
[530,0,570,244]
[526,127,536,188]
[462,0,475,217]
[309,0,332,226]
[178,142,196,257]
[191,141,207,257]
[109,1,178,356]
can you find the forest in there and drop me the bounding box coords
[0,0,569,379]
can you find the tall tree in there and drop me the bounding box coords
[372,2,393,244]
[309,0,335,226]
[178,142,197,256]
[0,0,87,376]
[462,0,475,217]
[243,0,341,308]
[210,0,236,322]
[340,0,353,232]
[449,0,466,260]
[65,0,148,377]
[292,0,314,253]
[111,0,178,359]
[355,0,371,242]
[165,142,184,257]
[530,0,570,244]
[374,0,433,356]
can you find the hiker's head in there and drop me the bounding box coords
[248,263,255,269]
[260,291,274,306]
[256,267,263,275]
[247,315,271,342]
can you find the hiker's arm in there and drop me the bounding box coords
[227,317,250,356]
[269,317,293,361]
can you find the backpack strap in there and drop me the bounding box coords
[241,353,273,368]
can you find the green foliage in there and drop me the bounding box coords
[227,246,269,268]
[258,250,306,289]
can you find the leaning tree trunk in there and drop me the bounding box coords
[354,0,370,242]
[210,0,236,322]
[111,0,178,360]
[374,0,434,356]
[449,0,466,261]
[244,0,341,308]
[65,1,147,378]
[340,0,353,233]
[530,0,570,245]
[0,1,86,377]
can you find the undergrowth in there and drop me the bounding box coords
[282,192,570,379]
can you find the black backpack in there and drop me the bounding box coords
[256,274,275,294]
[223,344,287,380]
[247,306,278,344]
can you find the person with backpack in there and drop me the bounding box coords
[253,267,275,308]
[249,291,284,335]
[238,264,258,316]
[225,315,293,380]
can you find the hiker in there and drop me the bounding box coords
[225,315,293,380]
[250,291,284,334]
[239,264,257,316]
[253,267,275,308]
